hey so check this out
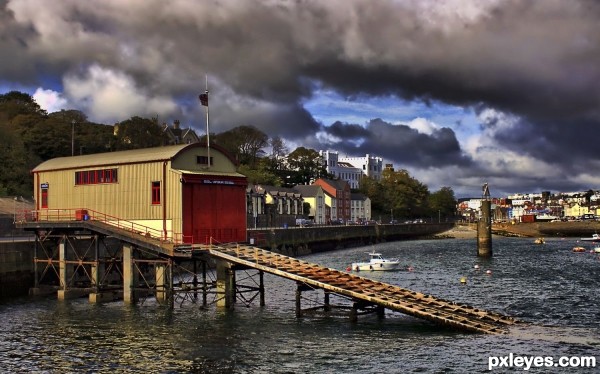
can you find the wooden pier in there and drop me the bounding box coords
[194,243,517,334]
[18,217,518,334]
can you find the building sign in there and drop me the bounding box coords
[41,183,49,189]
[203,179,235,185]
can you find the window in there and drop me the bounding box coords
[75,168,118,185]
[151,181,161,205]
[41,188,48,208]
[197,156,214,165]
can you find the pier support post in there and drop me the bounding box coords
[216,260,234,308]
[155,263,168,304]
[295,284,302,318]
[324,291,331,312]
[349,302,358,323]
[477,199,493,257]
[259,270,265,307]
[123,244,138,304]
[202,261,207,306]
[57,236,69,300]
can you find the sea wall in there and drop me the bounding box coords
[0,241,35,298]
[249,223,454,256]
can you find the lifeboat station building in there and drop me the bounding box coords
[31,143,247,245]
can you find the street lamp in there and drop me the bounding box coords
[71,120,75,156]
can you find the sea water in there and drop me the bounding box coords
[0,237,598,373]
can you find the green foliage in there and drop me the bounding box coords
[113,116,165,150]
[213,125,268,166]
[428,186,457,219]
[286,146,326,186]
[238,162,281,186]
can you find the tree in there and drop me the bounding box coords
[214,125,268,166]
[113,116,165,150]
[0,122,36,196]
[429,187,457,221]
[0,91,46,119]
[380,168,429,219]
[286,147,325,186]
[267,136,288,172]
[238,162,281,186]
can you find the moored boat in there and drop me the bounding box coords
[579,233,600,242]
[572,246,587,253]
[351,251,400,271]
[534,237,545,244]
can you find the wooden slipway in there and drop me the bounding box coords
[199,243,518,334]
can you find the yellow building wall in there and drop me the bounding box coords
[33,145,242,240]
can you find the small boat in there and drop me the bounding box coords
[572,246,587,253]
[594,246,600,253]
[534,237,545,244]
[579,233,600,242]
[351,251,400,271]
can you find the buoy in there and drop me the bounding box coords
[486,270,492,275]
[346,266,351,272]
[460,277,467,284]
[474,264,480,270]
[407,266,414,272]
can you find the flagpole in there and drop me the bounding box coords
[205,75,210,167]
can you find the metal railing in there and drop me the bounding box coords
[18,208,185,244]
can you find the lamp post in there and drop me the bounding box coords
[71,120,75,156]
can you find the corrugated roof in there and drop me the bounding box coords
[33,144,191,172]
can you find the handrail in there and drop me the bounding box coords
[18,208,191,245]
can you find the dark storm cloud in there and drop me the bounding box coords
[2,0,600,195]
[325,118,472,168]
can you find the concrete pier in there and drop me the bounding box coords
[477,200,492,257]
[123,244,138,304]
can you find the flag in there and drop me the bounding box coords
[199,92,208,106]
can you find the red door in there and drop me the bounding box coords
[182,175,247,244]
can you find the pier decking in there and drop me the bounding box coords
[18,217,518,334]
[195,243,517,334]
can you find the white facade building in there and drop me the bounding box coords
[319,150,383,189]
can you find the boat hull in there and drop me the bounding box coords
[351,262,401,271]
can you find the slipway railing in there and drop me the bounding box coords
[16,208,196,245]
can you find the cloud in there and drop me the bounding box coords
[62,65,178,124]
[32,88,67,113]
[2,0,600,196]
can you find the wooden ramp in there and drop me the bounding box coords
[196,243,517,334]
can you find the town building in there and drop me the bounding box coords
[319,150,383,188]
[293,185,326,225]
[350,193,371,223]
[163,120,200,145]
[314,178,351,223]
[246,184,303,228]
[31,143,247,244]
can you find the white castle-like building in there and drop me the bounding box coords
[319,150,383,189]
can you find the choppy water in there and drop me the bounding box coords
[1,237,599,373]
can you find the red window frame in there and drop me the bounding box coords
[75,168,118,185]
[151,181,161,205]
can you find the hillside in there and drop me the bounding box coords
[0,197,34,215]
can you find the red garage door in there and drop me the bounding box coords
[182,175,247,244]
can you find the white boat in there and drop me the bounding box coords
[351,252,400,271]
[594,246,600,253]
[580,233,600,242]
